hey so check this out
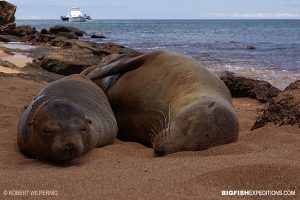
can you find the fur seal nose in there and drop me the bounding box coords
[64,143,76,154]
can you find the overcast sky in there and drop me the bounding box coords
[8,0,300,19]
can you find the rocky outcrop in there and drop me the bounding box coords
[56,32,78,39]
[1,24,38,42]
[252,80,300,130]
[91,34,106,39]
[3,25,37,36]
[0,1,16,26]
[220,71,281,103]
[0,22,137,76]
[48,25,86,37]
[19,26,88,45]
[0,25,88,44]
[284,80,300,91]
[35,49,103,75]
[33,40,137,75]
[0,34,22,42]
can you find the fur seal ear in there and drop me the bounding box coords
[86,118,92,124]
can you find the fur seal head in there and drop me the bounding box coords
[30,99,94,161]
[153,98,239,156]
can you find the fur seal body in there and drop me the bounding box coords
[84,51,239,156]
[18,74,117,161]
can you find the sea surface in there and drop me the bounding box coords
[16,19,300,89]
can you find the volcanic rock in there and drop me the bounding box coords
[252,80,300,130]
[48,25,86,37]
[220,71,281,103]
[35,49,103,75]
[0,1,16,26]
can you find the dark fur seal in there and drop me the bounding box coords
[83,51,239,156]
[18,74,117,161]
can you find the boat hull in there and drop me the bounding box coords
[68,16,85,22]
[61,16,69,21]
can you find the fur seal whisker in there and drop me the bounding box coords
[167,105,171,139]
[151,108,168,130]
[149,129,157,142]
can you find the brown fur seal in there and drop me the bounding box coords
[18,74,117,161]
[82,51,239,156]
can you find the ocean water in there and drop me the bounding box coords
[16,19,300,89]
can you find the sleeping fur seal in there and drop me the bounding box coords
[18,74,117,161]
[83,51,239,156]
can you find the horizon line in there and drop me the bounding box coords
[16,18,300,20]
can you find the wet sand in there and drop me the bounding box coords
[0,50,299,200]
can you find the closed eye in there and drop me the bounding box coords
[79,127,87,131]
[42,129,56,135]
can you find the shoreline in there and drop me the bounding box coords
[4,19,300,89]
[14,19,300,90]
[0,40,296,90]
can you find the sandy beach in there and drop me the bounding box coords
[0,47,299,200]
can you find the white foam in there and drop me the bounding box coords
[1,42,36,50]
[208,64,300,90]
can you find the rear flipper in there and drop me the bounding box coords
[85,52,150,80]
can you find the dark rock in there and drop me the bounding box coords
[35,34,56,43]
[0,35,11,42]
[50,36,72,47]
[48,25,86,37]
[73,40,112,55]
[91,34,106,39]
[57,32,78,39]
[0,22,16,32]
[0,59,18,69]
[36,49,103,75]
[246,45,256,50]
[40,28,48,34]
[252,80,300,130]
[22,63,64,83]
[4,25,37,36]
[0,1,16,26]
[23,33,56,44]
[33,38,138,76]
[22,34,37,43]
[49,37,136,56]
[0,45,14,55]
[220,71,281,103]
[99,42,137,55]
[0,34,22,42]
[284,80,300,91]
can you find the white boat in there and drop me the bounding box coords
[68,7,85,22]
[61,7,89,22]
